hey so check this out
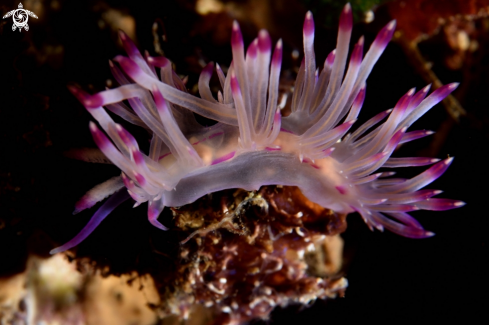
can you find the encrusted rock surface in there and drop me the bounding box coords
[160,186,347,324]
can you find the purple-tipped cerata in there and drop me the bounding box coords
[50,3,464,254]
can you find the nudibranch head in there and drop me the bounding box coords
[51,3,464,255]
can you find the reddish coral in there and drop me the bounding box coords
[159,186,347,324]
[386,0,489,43]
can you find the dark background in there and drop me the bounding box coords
[0,0,487,324]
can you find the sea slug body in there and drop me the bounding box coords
[50,4,464,254]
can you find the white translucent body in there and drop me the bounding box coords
[50,4,463,255]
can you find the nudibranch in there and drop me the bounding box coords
[51,4,464,254]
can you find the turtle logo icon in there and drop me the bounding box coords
[3,3,38,32]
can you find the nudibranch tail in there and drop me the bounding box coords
[49,189,130,255]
